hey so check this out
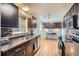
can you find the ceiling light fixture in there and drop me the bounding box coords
[22,6,29,12]
[48,13,51,19]
[48,13,52,23]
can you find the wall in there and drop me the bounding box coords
[12,8,28,34]
[0,4,1,55]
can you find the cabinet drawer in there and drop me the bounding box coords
[13,49,25,56]
[2,44,25,56]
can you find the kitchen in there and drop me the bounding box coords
[0,3,79,56]
[0,3,40,56]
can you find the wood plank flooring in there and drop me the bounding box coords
[34,39,60,56]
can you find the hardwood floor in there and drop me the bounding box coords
[34,38,60,56]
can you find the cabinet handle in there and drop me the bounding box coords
[15,47,24,52]
[10,47,25,56]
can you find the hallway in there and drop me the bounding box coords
[34,39,60,56]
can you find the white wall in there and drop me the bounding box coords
[12,9,28,34]
[0,4,1,55]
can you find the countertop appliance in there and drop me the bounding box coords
[0,37,9,45]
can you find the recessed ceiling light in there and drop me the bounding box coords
[22,6,29,11]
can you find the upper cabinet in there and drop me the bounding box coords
[76,4,79,28]
[28,16,37,29]
[28,18,32,28]
[63,3,79,29]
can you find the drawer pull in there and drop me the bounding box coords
[15,47,24,52]
[10,47,25,56]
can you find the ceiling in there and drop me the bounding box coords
[18,3,73,23]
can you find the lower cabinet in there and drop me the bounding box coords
[14,49,25,56]
[25,37,40,56]
[25,41,33,56]
[1,36,40,56]
[2,44,25,56]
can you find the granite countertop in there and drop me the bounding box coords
[71,34,79,38]
[1,35,40,53]
[65,34,79,43]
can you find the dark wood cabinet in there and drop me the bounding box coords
[64,15,78,29]
[28,16,37,29]
[63,3,79,29]
[28,18,32,28]
[76,4,79,28]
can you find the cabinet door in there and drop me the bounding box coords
[71,5,77,16]
[28,18,32,28]
[77,4,79,16]
[76,4,79,28]
[25,41,33,56]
